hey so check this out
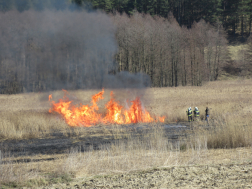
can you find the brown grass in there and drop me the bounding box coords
[1,79,252,140]
[1,129,252,188]
[1,79,252,187]
[0,79,252,140]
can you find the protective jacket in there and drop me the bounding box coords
[187,109,192,116]
[187,109,193,122]
[194,110,200,117]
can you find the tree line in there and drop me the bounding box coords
[0,4,252,93]
[0,9,231,94]
[0,0,252,37]
[113,12,228,87]
[74,0,252,37]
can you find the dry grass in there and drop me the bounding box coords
[1,79,252,187]
[1,128,252,188]
[152,79,252,123]
[154,79,252,149]
[228,44,248,62]
[1,79,252,145]
[0,111,70,140]
[1,79,252,140]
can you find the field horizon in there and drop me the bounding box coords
[1,78,252,188]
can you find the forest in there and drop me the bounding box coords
[0,0,252,93]
[1,0,251,36]
[79,0,252,37]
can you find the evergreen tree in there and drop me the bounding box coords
[32,0,50,11]
[250,0,252,35]
[117,0,131,13]
[126,0,136,15]
[238,0,251,37]
[201,0,223,24]
[0,0,14,12]
[49,0,69,10]
[158,0,169,17]
[146,0,156,15]
[14,0,32,12]
[72,0,83,6]
[222,0,239,36]
[105,0,113,12]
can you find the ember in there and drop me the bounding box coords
[49,90,165,127]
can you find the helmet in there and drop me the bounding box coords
[195,107,198,110]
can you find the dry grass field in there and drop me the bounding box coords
[1,79,252,188]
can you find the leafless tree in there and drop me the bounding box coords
[0,9,117,93]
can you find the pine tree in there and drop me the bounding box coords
[238,0,251,37]
[14,0,32,12]
[200,0,223,24]
[32,0,50,11]
[49,0,69,10]
[105,0,113,12]
[158,0,169,17]
[222,0,239,36]
[250,0,252,35]
[0,0,14,11]
[146,0,156,15]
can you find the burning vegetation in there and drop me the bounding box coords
[49,89,165,127]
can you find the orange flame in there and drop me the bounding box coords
[48,94,52,101]
[49,90,165,127]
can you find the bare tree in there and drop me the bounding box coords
[0,9,118,93]
[113,12,228,87]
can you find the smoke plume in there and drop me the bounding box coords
[0,2,151,94]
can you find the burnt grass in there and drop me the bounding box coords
[0,123,191,162]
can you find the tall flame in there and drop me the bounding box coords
[49,90,165,127]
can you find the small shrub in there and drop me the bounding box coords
[180,143,187,151]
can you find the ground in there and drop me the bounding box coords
[1,79,252,188]
[39,162,252,189]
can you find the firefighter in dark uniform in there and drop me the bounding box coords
[205,107,209,121]
[187,107,193,122]
[194,107,200,120]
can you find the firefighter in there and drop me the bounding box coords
[194,107,200,120]
[205,107,209,121]
[187,107,193,122]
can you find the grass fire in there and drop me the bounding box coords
[49,89,165,127]
[1,80,252,188]
[1,0,252,188]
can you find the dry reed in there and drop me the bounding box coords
[1,126,252,187]
[1,79,252,187]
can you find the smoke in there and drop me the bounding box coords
[0,8,116,92]
[0,1,151,94]
[102,71,152,105]
[103,71,151,89]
